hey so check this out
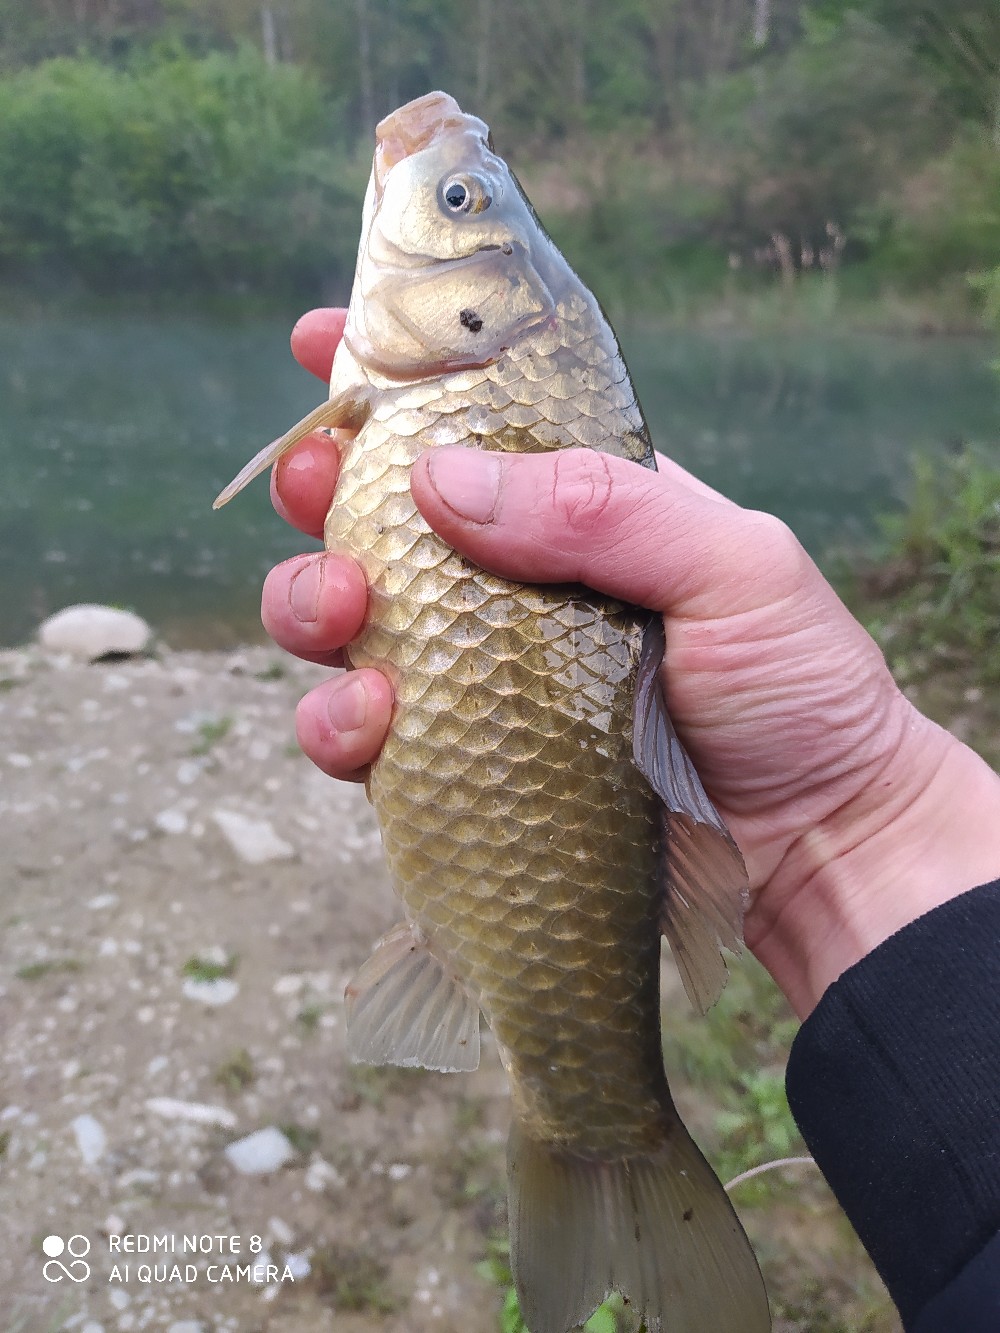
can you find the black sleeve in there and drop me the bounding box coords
[784,879,1000,1331]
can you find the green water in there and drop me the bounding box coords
[2,311,997,648]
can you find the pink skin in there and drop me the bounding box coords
[262,308,1000,1017]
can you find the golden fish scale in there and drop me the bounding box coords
[327,295,677,1155]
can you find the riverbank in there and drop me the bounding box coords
[1,639,909,1332]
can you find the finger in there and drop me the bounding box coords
[290,307,348,382]
[261,552,368,667]
[270,432,342,540]
[295,668,394,783]
[411,447,812,619]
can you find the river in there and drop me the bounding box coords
[2,311,997,648]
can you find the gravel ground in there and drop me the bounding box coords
[1,644,512,1333]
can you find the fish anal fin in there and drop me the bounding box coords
[507,1121,771,1333]
[344,921,480,1072]
[662,811,747,1013]
[212,389,372,510]
[633,617,750,1012]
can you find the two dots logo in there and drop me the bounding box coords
[42,1233,91,1282]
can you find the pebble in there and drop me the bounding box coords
[155,808,189,835]
[71,1113,107,1166]
[223,1126,296,1175]
[37,605,151,661]
[181,976,239,1006]
[284,1251,311,1280]
[166,1323,204,1333]
[305,1156,344,1192]
[211,809,295,864]
[144,1098,237,1129]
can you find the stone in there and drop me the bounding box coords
[71,1113,107,1166]
[182,977,238,1006]
[145,1098,237,1129]
[38,605,151,661]
[223,1126,296,1175]
[211,810,294,864]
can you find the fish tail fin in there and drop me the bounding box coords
[507,1119,770,1333]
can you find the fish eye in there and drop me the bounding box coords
[440,175,492,215]
[444,180,470,211]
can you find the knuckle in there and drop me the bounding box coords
[549,449,616,536]
[746,510,811,588]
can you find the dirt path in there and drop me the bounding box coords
[1,644,512,1332]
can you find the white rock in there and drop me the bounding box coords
[285,1251,311,1280]
[305,1156,344,1192]
[81,1323,105,1333]
[211,810,294,864]
[145,1098,237,1129]
[38,604,151,661]
[109,1288,130,1310]
[182,977,238,1006]
[223,1126,296,1175]
[166,1323,204,1333]
[71,1113,107,1165]
[267,1215,294,1246]
[155,809,189,835]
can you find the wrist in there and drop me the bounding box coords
[749,702,1000,1016]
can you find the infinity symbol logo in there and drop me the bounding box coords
[42,1234,91,1282]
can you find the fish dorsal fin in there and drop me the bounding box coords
[633,618,749,1013]
[212,389,372,510]
[345,921,481,1072]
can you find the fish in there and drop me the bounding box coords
[215,90,770,1333]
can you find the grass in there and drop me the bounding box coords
[309,1243,398,1313]
[182,951,238,982]
[15,957,82,981]
[841,443,1000,768]
[214,1047,255,1092]
[190,714,233,755]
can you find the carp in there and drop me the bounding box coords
[216,90,769,1333]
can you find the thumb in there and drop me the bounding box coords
[410,447,812,619]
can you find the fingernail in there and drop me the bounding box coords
[326,675,368,733]
[427,448,502,524]
[289,557,323,623]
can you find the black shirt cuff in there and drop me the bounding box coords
[785,879,1000,1328]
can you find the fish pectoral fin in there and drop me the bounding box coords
[633,617,750,1014]
[507,1122,771,1333]
[212,389,372,510]
[344,921,480,1073]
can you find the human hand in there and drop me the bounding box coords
[263,309,1000,1016]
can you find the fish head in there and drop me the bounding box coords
[343,91,564,379]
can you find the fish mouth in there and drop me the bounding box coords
[374,91,490,195]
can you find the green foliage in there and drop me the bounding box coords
[0,47,363,295]
[182,951,237,982]
[687,14,945,255]
[479,1233,636,1333]
[0,1,996,312]
[867,132,1000,287]
[865,447,1000,683]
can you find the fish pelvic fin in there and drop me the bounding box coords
[344,921,480,1072]
[212,388,372,510]
[633,616,750,1013]
[507,1120,770,1333]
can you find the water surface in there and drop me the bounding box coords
[1,312,996,647]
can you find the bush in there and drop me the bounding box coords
[686,14,946,258]
[867,133,1000,288]
[0,48,363,295]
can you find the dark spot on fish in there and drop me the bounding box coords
[683,1207,694,1222]
[460,308,483,334]
[501,242,513,255]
